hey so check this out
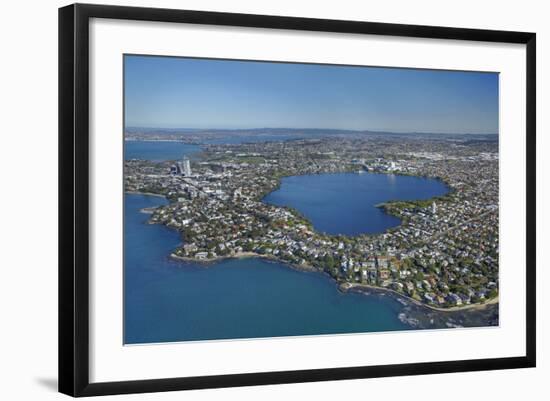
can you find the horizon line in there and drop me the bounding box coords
[124,126,499,136]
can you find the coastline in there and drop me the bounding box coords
[170,251,318,273]
[342,282,499,313]
[169,250,497,313]
[126,192,496,315]
[126,190,166,198]
[125,138,191,143]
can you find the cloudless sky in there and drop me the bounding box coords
[124,55,499,134]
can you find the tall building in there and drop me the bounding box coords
[432,201,437,214]
[175,161,183,175]
[182,156,192,176]
[171,155,192,177]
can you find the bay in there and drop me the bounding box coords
[124,135,301,161]
[124,194,410,344]
[124,140,201,161]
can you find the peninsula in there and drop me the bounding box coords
[124,132,499,310]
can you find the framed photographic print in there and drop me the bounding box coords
[58,3,536,397]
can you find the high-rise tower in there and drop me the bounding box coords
[182,156,192,176]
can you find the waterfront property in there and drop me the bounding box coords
[125,196,409,344]
[124,193,497,344]
[123,54,499,343]
[125,133,499,315]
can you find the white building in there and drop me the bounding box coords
[182,156,192,176]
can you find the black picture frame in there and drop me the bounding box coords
[59,3,536,397]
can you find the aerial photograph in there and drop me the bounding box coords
[123,54,499,344]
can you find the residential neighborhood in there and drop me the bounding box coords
[124,133,499,310]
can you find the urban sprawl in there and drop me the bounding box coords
[125,132,499,310]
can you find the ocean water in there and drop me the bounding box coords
[124,135,302,161]
[203,134,305,144]
[263,172,449,236]
[124,141,201,161]
[124,194,410,344]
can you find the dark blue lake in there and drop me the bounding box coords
[264,172,449,236]
[124,194,410,344]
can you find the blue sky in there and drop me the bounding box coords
[124,55,499,134]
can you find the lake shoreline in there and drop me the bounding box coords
[261,170,451,238]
